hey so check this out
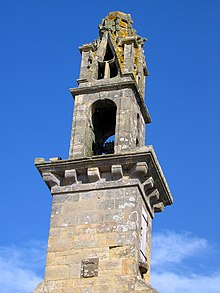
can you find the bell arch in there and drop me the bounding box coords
[89,99,117,155]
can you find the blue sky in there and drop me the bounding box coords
[0,0,219,292]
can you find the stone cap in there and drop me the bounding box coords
[78,11,148,82]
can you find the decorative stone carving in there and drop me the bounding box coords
[64,169,78,185]
[87,167,101,183]
[42,172,61,188]
[111,164,123,180]
[81,258,99,278]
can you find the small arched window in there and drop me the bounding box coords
[91,99,117,155]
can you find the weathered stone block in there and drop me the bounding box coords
[48,238,72,252]
[122,259,137,275]
[53,193,79,204]
[46,252,55,266]
[54,279,73,289]
[69,263,81,278]
[44,265,69,281]
[96,198,115,210]
[78,211,104,225]
[109,245,136,260]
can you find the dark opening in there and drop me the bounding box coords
[136,113,140,146]
[98,62,105,79]
[104,43,114,61]
[109,60,118,78]
[91,99,116,155]
[98,43,118,79]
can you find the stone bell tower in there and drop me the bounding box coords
[33,11,173,293]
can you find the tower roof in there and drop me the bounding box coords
[97,11,148,77]
[79,12,148,79]
[99,11,135,38]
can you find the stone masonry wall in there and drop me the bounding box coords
[33,149,172,293]
[33,183,156,292]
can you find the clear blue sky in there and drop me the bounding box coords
[0,1,219,292]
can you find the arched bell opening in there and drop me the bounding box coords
[98,43,118,79]
[91,99,117,155]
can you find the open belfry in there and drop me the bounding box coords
[33,11,173,293]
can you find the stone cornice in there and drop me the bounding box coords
[70,75,151,124]
[35,146,173,216]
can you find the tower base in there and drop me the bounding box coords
[33,147,171,293]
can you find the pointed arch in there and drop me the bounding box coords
[98,36,119,79]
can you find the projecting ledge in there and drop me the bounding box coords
[70,75,151,124]
[35,145,173,208]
